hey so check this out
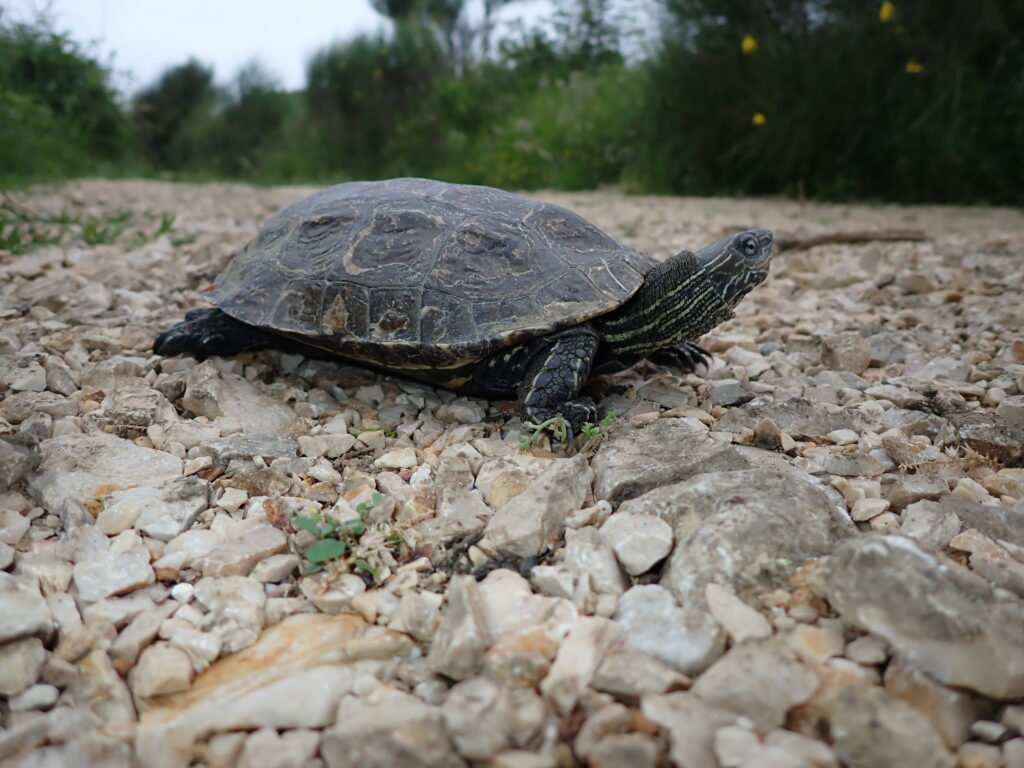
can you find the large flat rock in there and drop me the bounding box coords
[591,418,752,504]
[826,535,1024,699]
[658,467,854,604]
[29,433,182,513]
[136,613,413,768]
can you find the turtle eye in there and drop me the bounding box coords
[742,235,758,256]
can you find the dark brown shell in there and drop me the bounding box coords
[213,178,653,368]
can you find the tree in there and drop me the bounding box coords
[201,61,290,175]
[0,10,127,160]
[369,0,421,19]
[424,0,465,64]
[481,0,520,58]
[305,28,444,176]
[550,0,623,69]
[133,59,216,169]
[369,0,469,68]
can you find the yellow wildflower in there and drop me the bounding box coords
[752,112,766,127]
[741,35,758,55]
[905,59,924,74]
[879,2,895,23]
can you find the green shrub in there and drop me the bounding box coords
[252,104,331,182]
[195,63,292,177]
[383,10,638,190]
[132,59,217,171]
[634,0,1024,204]
[3,1,1019,204]
[305,25,446,178]
[0,16,129,182]
[381,59,510,180]
[0,89,67,179]
[451,63,643,189]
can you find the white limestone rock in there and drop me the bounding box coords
[599,512,674,576]
[131,642,194,698]
[615,585,725,675]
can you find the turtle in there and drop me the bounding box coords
[154,178,773,438]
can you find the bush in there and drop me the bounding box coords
[634,0,1024,204]
[0,15,129,181]
[383,11,639,189]
[194,63,293,177]
[4,1,1019,204]
[305,26,446,178]
[447,63,643,189]
[0,89,69,179]
[300,0,636,186]
[132,59,217,171]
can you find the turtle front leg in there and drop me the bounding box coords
[648,341,712,374]
[153,308,279,359]
[517,328,600,441]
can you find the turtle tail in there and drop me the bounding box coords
[153,308,279,360]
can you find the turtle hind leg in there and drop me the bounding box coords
[153,308,279,359]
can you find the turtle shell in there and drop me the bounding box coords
[213,178,654,369]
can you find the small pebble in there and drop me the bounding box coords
[828,429,859,446]
[845,635,888,665]
[171,583,195,603]
[851,498,890,522]
[971,721,1009,744]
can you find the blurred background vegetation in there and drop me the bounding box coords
[1,0,1021,204]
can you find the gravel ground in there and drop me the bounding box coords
[2,179,1024,768]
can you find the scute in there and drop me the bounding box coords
[344,207,446,286]
[213,178,651,368]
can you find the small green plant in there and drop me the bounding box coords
[353,558,380,581]
[127,211,177,249]
[156,212,176,237]
[79,210,132,245]
[356,491,385,516]
[519,414,570,451]
[579,413,618,441]
[519,412,619,452]
[0,202,61,254]
[292,507,370,575]
[577,412,619,456]
[1,199,189,255]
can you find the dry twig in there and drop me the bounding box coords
[773,228,929,251]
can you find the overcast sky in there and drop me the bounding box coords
[5,0,555,93]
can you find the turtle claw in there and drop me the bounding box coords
[651,341,713,375]
[521,398,598,451]
[561,398,599,437]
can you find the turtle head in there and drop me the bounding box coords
[696,229,774,310]
[595,228,774,356]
